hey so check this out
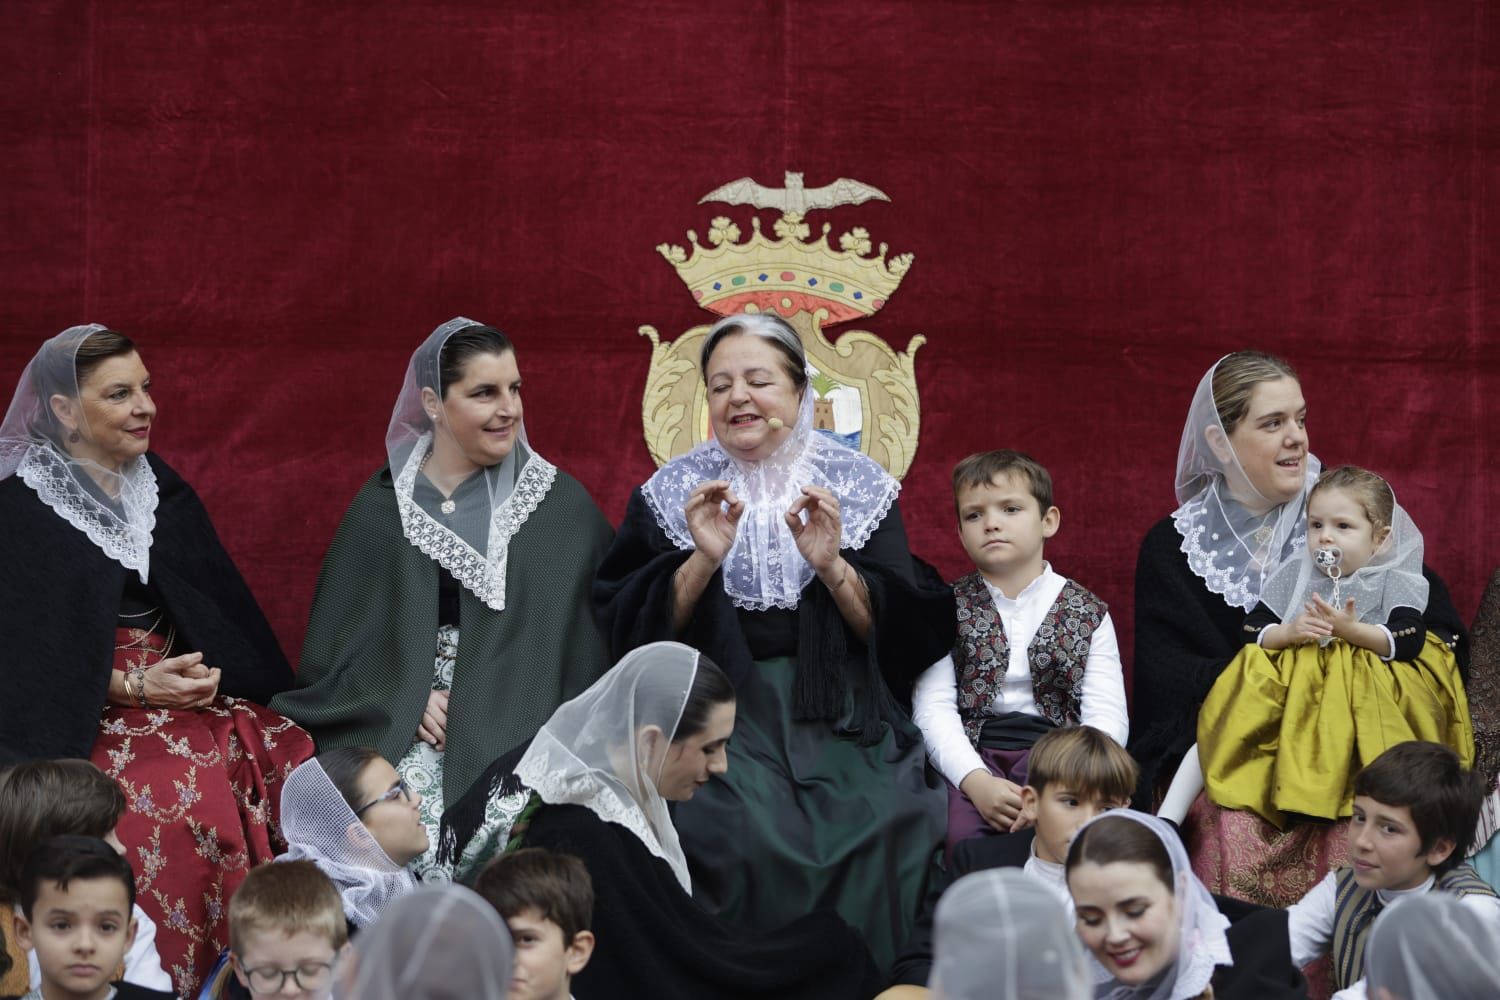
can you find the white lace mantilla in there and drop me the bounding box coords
[1173,483,1306,613]
[642,432,899,612]
[515,731,692,893]
[19,442,156,580]
[395,432,557,611]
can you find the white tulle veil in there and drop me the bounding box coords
[0,324,157,580]
[930,868,1091,1000]
[514,641,706,892]
[347,884,514,1000]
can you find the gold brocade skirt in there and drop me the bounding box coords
[1198,632,1472,829]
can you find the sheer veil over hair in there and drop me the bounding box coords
[641,313,899,611]
[1261,493,1428,625]
[931,868,1090,1000]
[347,885,514,1000]
[1366,893,1500,999]
[278,758,418,927]
[1074,811,1232,1000]
[0,324,157,579]
[386,316,556,611]
[1172,356,1319,611]
[514,641,707,891]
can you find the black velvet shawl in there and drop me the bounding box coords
[0,452,293,765]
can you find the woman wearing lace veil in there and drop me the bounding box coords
[0,325,314,993]
[1128,351,1467,905]
[929,868,1091,1000]
[271,317,612,883]
[591,312,955,972]
[1066,811,1310,1000]
[344,885,514,1000]
[441,640,884,998]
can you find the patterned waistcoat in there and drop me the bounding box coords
[1331,862,1497,989]
[951,571,1107,747]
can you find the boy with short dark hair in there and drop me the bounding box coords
[913,450,1129,855]
[474,849,595,1000]
[6,835,174,1000]
[0,763,170,995]
[220,861,347,1000]
[1287,741,1499,998]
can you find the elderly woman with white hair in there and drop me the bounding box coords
[593,311,956,972]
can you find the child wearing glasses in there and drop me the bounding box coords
[199,862,347,1000]
[277,750,424,930]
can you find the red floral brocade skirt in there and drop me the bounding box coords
[91,627,314,997]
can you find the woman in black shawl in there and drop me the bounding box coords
[592,311,956,972]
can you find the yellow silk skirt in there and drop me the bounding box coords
[1198,632,1472,829]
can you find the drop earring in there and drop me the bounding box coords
[68,430,80,443]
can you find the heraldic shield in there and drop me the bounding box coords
[640,171,925,479]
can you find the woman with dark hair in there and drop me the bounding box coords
[592,311,956,971]
[272,317,613,882]
[442,641,883,998]
[0,325,315,993]
[1065,811,1308,1000]
[1129,351,1467,903]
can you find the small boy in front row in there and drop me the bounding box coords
[913,450,1130,855]
[216,861,348,1000]
[5,836,175,1000]
[474,848,596,1000]
[882,725,1138,996]
[1287,741,1500,999]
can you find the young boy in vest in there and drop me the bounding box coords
[220,861,348,1000]
[474,849,595,1000]
[883,725,1138,996]
[913,450,1129,855]
[1286,741,1499,999]
[5,836,174,1000]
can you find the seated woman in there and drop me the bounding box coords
[271,317,612,883]
[593,311,955,971]
[344,885,513,1000]
[929,868,1090,1000]
[0,325,314,994]
[441,641,885,999]
[1131,351,1467,904]
[1065,811,1309,1000]
[278,749,424,931]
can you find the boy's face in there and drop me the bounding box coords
[16,876,136,1000]
[504,908,593,1000]
[232,927,343,1000]
[956,473,1059,584]
[1347,795,1455,892]
[1021,785,1129,865]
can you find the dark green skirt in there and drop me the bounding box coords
[673,656,946,975]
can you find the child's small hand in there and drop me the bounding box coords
[1287,606,1334,644]
[1310,593,1359,639]
[959,770,1025,831]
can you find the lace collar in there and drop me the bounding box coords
[394,432,557,611]
[1172,474,1313,613]
[19,442,157,581]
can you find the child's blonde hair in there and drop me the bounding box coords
[1026,726,1138,803]
[229,861,347,955]
[1308,465,1395,533]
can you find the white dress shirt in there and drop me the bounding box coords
[913,564,1129,788]
[1023,844,1074,915]
[1286,869,1500,1000]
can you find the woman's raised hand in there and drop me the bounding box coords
[684,479,744,565]
[143,652,221,710]
[785,485,843,575]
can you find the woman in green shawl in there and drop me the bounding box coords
[271,317,612,881]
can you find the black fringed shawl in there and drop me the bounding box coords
[591,488,956,747]
[0,452,294,765]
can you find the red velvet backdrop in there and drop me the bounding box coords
[3,2,1495,685]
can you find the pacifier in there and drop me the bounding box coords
[1314,545,1343,614]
